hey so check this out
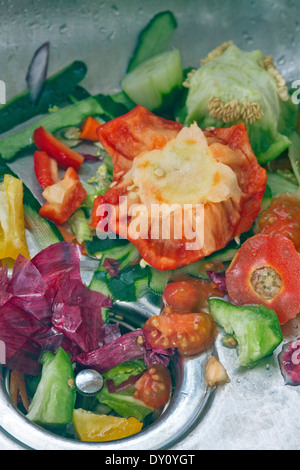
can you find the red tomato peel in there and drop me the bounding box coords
[226,234,300,325]
[98,106,267,270]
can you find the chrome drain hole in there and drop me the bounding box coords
[0,301,213,450]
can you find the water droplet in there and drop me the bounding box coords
[59,23,68,34]
[265,363,270,370]
[111,4,120,15]
[107,31,115,42]
[243,31,253,45]
[277,55,286,66]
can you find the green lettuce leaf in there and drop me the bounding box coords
[184,44,298,164]
[97,360,153,422]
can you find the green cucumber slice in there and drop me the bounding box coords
[122,49,183,111]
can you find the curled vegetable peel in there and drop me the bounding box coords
[98,105,267,270]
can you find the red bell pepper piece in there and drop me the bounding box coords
[89,195,108,231]
[80,116,101,141]
[33,126,84,171]
[39,167,87,225]
[33,150,59,189]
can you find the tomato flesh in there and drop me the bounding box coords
[133,364,172,410]
[143,312,217,356]
[257,194,300,251]
[100,106,267,271]
[226,234,300,324]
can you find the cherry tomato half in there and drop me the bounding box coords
[162,279,224,314]
[133,364,172,410]
[143,312,218,357]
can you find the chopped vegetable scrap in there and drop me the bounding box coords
[34,150,59,190]
[162,279,225,313]
[73,408,143,442]
[33,126,84,171]
[97,360,155,421]
[80,116,102,141]
[209,299,283,367]
[143,310,218,357]
[0,242,115,375]
[184,42,298,164]
[0,174,30,260]
[39,167,87,225]
[257,193,300,251]
[99,106,267,270]
[225,234,300,325]
[26,347,76,427]
[204,356,230,388]
[278,339,300,386]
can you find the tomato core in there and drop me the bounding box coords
[250,266,283,300]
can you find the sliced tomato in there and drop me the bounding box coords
[226,233,300,325]
[257,193,300,251]
[100,107,267,270]
[97,104,183,176]
[162,279,224,314]
[143,312,217,356]
[133,364,172,410]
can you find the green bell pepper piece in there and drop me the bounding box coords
[26,347,76,428]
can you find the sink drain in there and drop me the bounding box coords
[0,297,214,450]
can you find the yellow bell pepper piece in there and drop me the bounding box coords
[0,174,30,260]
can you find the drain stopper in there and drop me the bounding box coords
[75,369,104,396]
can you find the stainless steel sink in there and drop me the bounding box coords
[0,0,300,451]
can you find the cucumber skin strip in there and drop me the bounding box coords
[0,96,106,161]
[0,61,88,134]
[127,11,177,73]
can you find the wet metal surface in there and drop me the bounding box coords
[0,0,300,450]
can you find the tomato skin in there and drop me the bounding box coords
[162,279,224,313]
[97,104,183,177]
[133,364,172,410]
[101,108,267,270]
[226,234,300,325]
[257,194,300,251]
[143,312,218,356]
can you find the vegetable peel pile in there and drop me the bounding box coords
[0,9,300,444]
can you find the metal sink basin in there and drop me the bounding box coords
[0,0,300,451]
